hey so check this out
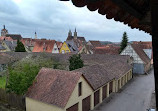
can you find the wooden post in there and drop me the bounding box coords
[151,0,158,110]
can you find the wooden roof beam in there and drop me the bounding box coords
[111,0,143,19]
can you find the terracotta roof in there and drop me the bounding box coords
[133,41,152,49]
[74,58,132,90]
[74,64,115,90]
[26,68,82,108]
[131,44,151,64]
[32,40,55,53]
[89,41,102,47]
[68,0,151,34]
[6,34,22,40]
[0,37,13,41]
[56,41,63,49]
[94,46,120,55]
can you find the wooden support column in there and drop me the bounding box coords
[151,0,158,110]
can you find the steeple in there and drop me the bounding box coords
[1,25,8,36]
[35,31,37,39]
[68,30,72,36]
[74,28,77,39]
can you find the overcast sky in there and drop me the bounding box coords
[0,0,151,42]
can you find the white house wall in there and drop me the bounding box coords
[121,44,143,64]
[52,43,59,53]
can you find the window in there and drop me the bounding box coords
[62,50,65,54]
[66,50,69,53]
[78,82,82,96]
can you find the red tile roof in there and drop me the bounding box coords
[26,68,82,108]
[131,44,151,64]
[94,45,120,55]
[32,40,55,53]
[56,41,63,49]
[89,41,102,47]
[0,36,13,41]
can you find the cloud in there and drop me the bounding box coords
[0,0,151,42]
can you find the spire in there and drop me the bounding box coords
[35,31,37,39]
[74,28,77,39]
[3,25,5,29]
[68,29,72,36]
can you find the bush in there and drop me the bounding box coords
[7,56,53,95]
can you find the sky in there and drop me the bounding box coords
[0,0,152,42]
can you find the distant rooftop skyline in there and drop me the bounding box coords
[0,0,151,42]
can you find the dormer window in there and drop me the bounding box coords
[78,82,82,96]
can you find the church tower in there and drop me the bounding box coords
[35,31,37,39]
[68,30,72,36]
[74,28,77,39]
[1,25,8,36]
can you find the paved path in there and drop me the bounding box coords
[96,70,155,111]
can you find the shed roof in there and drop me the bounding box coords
[26,68,82,108]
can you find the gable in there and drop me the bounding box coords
[60,42,71,53]
[65,76,93,109]
[52,43,59,53]
[121,44,143,64]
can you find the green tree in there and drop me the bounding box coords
[6,56,53,95]
[15,39,26,52]
[120,32,128,53]
[69,54,84,71]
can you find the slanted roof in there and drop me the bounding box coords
[131,44,151,64]
[0,37,13,41]
[0,44,6,50]
[3,40,17,51]
[32,40,55,53]
[6,34,22,40]
[0,53,14,64]
[74,64,115,90]
[26,68,82,108]
[89,41,102,47]
[65,40,78,53]
[94,46,120,55]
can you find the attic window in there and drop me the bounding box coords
[78,82,82,96]
[68,44,71,47]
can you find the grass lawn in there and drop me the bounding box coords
[0,76,6,89]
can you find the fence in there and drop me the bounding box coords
[0,88,25,110]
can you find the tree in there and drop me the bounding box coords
[15,39,26,52]
[69,54,84,71]
[6,56,53,95]
[120,32,128,53]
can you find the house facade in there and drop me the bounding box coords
[60,42,71,54]
[121,43,151,74]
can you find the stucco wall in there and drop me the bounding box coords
[52,43,59,53]
[65,76,93,111]
[26,97,64,111]
[121,44,143,64]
